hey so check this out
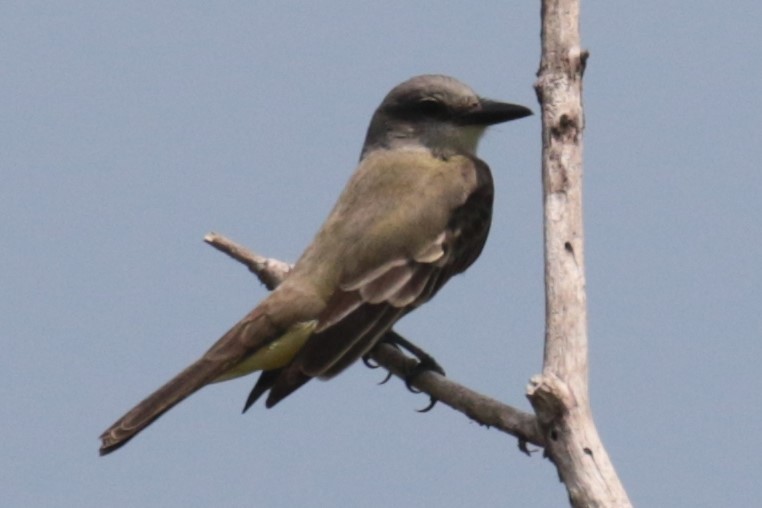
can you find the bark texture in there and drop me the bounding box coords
[528,0,633,506]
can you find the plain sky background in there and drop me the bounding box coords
[2,2,760,507]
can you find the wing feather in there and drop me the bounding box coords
[262,154,494,408]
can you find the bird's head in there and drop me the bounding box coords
[362,74,532,158]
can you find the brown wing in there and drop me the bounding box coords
[261,157,494,407]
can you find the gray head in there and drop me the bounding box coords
[361,75,532,159]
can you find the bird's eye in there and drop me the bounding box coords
[414,98,447,117]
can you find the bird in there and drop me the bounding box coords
[99,74,532,455]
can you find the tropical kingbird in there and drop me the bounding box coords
[99,74,531,455]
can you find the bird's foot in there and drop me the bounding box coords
[363,330,446,412]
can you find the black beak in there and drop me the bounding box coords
[458,99,533,126]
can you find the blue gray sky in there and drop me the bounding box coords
[3,2,760,507]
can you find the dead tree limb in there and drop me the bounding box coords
[528,0,633,505]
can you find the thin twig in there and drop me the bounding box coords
[204,232,291,290]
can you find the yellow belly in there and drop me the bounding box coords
[214,320,317,382]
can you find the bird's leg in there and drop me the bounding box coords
[363,330,446,412]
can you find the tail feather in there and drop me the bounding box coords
[99,307,277,455]
[99,357,229,455]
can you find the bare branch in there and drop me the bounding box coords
[204,231,544,448]
[371,343,543,448]
[531,0,632,505]
[204,232,291,290]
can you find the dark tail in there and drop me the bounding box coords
[99,357,225,455]
[99,307,276,455]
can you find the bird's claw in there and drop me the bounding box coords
[403,354,445,411]
[362,351,395,384]
[362,355,380,369]
[365,331,447,410]
[381,331,446,411]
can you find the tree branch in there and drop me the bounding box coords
[530,0,632,505]
[204,232,291,291]
[203,232,545,448]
